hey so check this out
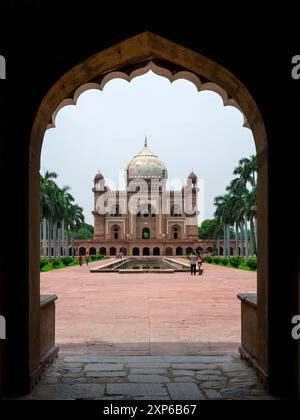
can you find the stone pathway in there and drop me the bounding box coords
[41,261,256,355]
[26,355,276,400]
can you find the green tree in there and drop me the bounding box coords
[213,155,257,258]
[40,171,85,259]
[70,223,94,239]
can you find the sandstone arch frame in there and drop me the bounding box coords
[29,31,268,388]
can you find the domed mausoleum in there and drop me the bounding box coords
[74,138,213,257]
[126,138,168,181]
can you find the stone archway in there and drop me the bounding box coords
[89,247,96,255]
[111,225,121,240]
[186,247,193,255]
[79,247,86,256]
[120,247,127,256]
[176,246,183,256]
[132,247,140,256]
[28,32,268,390]
[99,247,106,256]
[143,247,150,256]
[153,247,160,256]
[109,247,116,256]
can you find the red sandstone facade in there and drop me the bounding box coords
[74,140,237,257]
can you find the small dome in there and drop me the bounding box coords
[94,171,104,181]
[188,171,198,180]
[126,140,168,181]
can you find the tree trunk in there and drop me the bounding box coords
[223,225,227,257]
[53,223,57,258]
[235,223,239,256]
[61,220,65,256]
[43,219,47,257]
[58,227,60,258]
[72,237,75,258]
[48,219,52,260]
[227,224,230,256]
[217,236,220,256]
[240,220,244,258]
[66,229,69,257]
[244,216,249,258]
[250,216,254,257]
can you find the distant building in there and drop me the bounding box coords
[78,138,208,257]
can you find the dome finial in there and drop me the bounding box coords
[144,135,147,147]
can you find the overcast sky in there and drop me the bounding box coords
[41,71,256,226]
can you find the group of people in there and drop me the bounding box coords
[189,252,204,275]
[115,251,124,259]
[78,252,90,266]
[78,250,203,274]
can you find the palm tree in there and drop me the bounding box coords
[67,204,85,256]
[40,171,59,259]
[214,194,234,257]
[56,185,74,256]
[213,155,257,259]
[40,170,85,260]
[213,218,223,256]
[235,156,257,256]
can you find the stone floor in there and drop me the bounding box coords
[26,354,276,400]
[41,259,256,355]
[31,260,276,400]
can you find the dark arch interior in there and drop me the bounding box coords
[153,247,160,256]
[143,247,150,256]
[132,247,140,256]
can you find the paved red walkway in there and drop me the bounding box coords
[41,259,256,356]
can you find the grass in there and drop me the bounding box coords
[40,255,109,272]
[41,260,79,272]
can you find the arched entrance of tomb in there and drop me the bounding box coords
[176,246,183,256]
[143,247,150,256]
[79,247,86,256]
[120,247,127,256]
[99,247,106,256]
[109,247,116,256]
[132,247,140,256]
[186,247,193,255]
[196,247,203,255]
[25,32,268,395]
[153,247,160,256]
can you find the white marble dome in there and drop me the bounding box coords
[126,141,168,180]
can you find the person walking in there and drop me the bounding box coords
[79,255,83,266]
[190,252,197,275]
[198,254,203,275]
[85,252,90,266]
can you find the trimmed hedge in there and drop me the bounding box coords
[60,256,74,266]
[246,258,258,270]
[220,257,229,266]
[229,256,243,268]
[40,258,49,270]
[91,254,105,261]
[202,255,257,271]
[40,254,106,271]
